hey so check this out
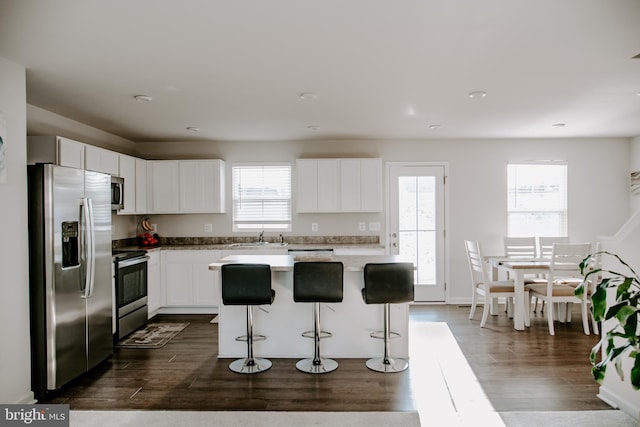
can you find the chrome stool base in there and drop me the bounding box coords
[365,356,409,373]
[296,357,338,374]
[229,357,272,374]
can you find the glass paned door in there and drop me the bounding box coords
[389,164,445,301]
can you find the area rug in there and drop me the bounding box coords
[70,410,422,427]
[117,323,189,348]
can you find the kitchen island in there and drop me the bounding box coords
[208,254,412,359]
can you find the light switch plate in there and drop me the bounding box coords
[311,223,318,232]
[369,222,380,231]
[359,222,366,231]
[204,223,213,233]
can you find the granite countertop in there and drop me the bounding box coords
[116,243,385,252]
[113,236,384,253]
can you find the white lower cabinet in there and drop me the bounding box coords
[161,250,221,314]
[147,251,161,318]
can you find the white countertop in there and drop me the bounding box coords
[208,254,413,272]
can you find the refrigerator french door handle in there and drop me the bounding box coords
[81,197,96,298]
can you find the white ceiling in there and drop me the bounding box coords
[1,0,639,143]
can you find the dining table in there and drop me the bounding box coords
[486,257,550,331]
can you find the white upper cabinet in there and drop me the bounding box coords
[58,137,86,169]
[135,158,148,214]
[118,154,148,215]
[317,160,339,212]
[340,159,361,212]
[148,159,225,214]
[148,160,180,213]
[179,160,225,213]
[358,158,383,212]
[296,158,382,213]
[27,136,85,169]
[85,145,119,175]
[118,154,136,214]
[296,159,319,212]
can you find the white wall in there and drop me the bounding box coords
[138,137,630,302]
[0,57,33,403]
[629,136,640,215]
[26,108,631,303]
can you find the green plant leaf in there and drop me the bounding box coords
[617,277,633,300]
[592,364,606,383]
[591,287,608,321]
[632,352,640,389]
[616,305,638,324]
[582,251,640,390]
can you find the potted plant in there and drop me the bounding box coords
[576,251,640,389]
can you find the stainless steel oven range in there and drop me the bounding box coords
[112,250,148,342]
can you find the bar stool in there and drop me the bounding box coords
[293,261,344,374]
[221,263,275,374]
[362,262,414,373]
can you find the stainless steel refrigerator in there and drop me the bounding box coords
[28,164,113,399]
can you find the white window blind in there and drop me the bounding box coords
[507,162,568,237]
[232,163,291,231]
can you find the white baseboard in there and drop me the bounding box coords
[598,385,640,422]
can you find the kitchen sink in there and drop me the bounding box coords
[228,242,289,248]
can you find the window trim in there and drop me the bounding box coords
[507,161,568,238]
[231,162,292,233]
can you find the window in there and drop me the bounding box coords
[507,162,567,237]
[232,163,291,232]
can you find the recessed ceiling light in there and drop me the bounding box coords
[406,107,416,116]
[299,93,318,100]
[429,124,442,130]
[468,91,487,99]
[133,95,153,102]
[552,123,566,128]
[186,127,200,132]
[307,125,320,131]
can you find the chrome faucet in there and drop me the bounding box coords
[258,230,264,243]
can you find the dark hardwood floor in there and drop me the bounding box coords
[41,304,611,413]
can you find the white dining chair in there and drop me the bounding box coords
[503,236,537,313]
[465,240,530,328]
[533,236,571,313]
[562,242,601,335]
[504,236,537,259]
[527,242,592,335]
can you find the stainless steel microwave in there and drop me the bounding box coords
[111,176,124,210]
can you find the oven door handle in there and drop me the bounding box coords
[117,256,149,268]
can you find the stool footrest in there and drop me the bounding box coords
[301,330,332,339]
[235,334,266,342]
[369,330,401,340]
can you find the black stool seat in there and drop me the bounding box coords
[362,262,414,373]
[221,263,274,374]
[293,261,343,374]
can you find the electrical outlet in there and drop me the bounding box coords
[359,222,366,231]
[311,223,318,232]
[151,224,157,232]
[369,222,380,231]
[204,223,213,233]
